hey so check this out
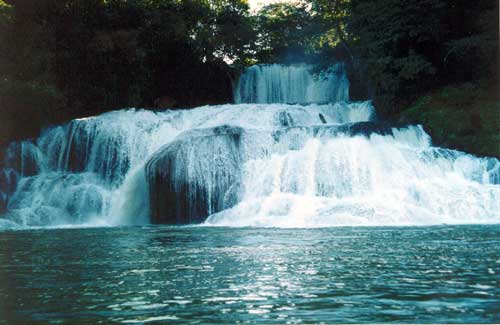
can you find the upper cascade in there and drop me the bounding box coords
[234,64,349,104]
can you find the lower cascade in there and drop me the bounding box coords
[1,64,500,228]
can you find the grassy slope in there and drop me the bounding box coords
[397,83,500,159]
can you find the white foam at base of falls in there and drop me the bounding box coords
[205,132,500,228]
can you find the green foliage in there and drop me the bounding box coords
[252,2,320,63]
[288,0,498,117]
[32,0,255,109]
[344,0,446,113]
[398,83,500,158]
[0,0,257,146]
[249,0,498,156]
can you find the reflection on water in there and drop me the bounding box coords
[0,225,499,323]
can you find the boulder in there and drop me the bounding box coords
[145,125,244,224]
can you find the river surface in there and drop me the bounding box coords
[0,225,499,323]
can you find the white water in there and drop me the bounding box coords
[206,129,500,227]
[0,64,499,228]
[234,64,349,104]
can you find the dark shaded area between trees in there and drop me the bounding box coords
[0,0,498,158]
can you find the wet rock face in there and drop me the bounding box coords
[145,126,244,224]
[144,122,415,225]
[0,168,19,213]
[4,142,43,177]
[271,122,407,143]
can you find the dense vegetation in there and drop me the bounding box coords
[0,0,256,148]
[0,0,498,157]
[398,83,499,158]
[254,0,498,156]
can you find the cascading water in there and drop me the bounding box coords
[234,64,349,104]
[0,64,499,229]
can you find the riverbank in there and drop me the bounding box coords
[397,83,500,159]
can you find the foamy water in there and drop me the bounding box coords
[0,64,499,229]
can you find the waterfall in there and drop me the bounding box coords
[0,64,499,228]
[234,64,349,104]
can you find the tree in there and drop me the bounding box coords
[302,0,497,115]
[0,0,258,148]
[253,2,319,63]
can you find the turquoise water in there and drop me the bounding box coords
[0,225,499,323]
